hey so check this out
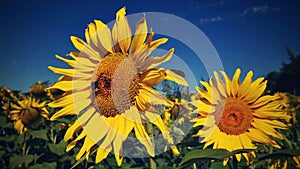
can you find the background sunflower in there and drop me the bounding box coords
[10,97,49,134]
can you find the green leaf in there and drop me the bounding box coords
[28,129,48,140]
[0,135,15,142]
[9,154,33,169]
[0,150,5,158]
[47,141,67,156]
[178,149,254,168]
[209,161,231,169]
[0,116,9,128]
[29,164,43,169]
[42,162,57,169]
[29,162,56,169]
[256,149,300,161]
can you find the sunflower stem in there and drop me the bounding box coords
[146,123,157,169]
[232,155,238,169]
[22,132,27,157]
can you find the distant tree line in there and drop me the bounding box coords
[266,48,300,95]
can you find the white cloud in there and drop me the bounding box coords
[241,5,279,16]
[199,16,223,24]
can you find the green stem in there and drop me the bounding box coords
[146,123,157,169]
[283,135,293,149]
[22,132,27,157]
[232,155,238,169]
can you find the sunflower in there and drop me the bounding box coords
[275,92,299,126]
[269,158,288,169]
[192,68,290,165]
[30,81,47,98]
[48,7,187,166]
[9,97,49,134]
[291,156,300,168]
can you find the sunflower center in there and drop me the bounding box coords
[217,98,253,135]
[20,108,40,125]
[94,53,140,117]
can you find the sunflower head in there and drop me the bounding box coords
[48,6,187,166]
[291,156,300,168]
[1,87,17,114]
[30,81,47,98]
[274,92,299,126]
[10,97,49,134]
[192,68,290,164]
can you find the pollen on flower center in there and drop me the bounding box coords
[216,98,253,135]
[94,53,140,117]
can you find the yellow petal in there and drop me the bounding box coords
[77,107,95,124]
[144,111,173,143]
[112,115,133,166]
[140,68,166,86]
[55,55,76,68]
[66,131,86,151]
[239,134,255,149]
[250,95,278,109]
[253,109,291,121]
[130,107,154,156]
[164,69,188,86]
[85,23,96,44]
[138,84,171,108]
[171,146,180,156]
[231,68,241,97]
[130,14,147,54]
[112,6,131,54]
[243,77,265,103]
[238,70,253,98]
[76,136,96,160]
[139,48,174,70]
[246,80,267,103]
[83,114,111,142]
[246,128,273,145]
[48,66,74,77]
[252,119,284,139]
[67,51,79,59]
[71,36,85,51]
[47,80,72,91]
[195,86,216,104]
[48,91,89,108]
[95,145,112,163]
[134,37,168,65]
[70,36,100,62]
[220,71,232,96]
[14,120,24,134]
[213,71,226,97]
[50,99,91,120]
[95,20,113,53]
[64,120,82,141]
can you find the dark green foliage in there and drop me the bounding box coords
[266,48,300,95]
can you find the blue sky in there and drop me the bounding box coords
[1,0,300,92]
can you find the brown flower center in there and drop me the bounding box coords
[217,98,253,135]
[20,107,40,125]
[30,83,46,98]
[94,53,140,117]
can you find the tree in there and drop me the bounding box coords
[266,48,300,95]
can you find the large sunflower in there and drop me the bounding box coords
[10,97,49,134]
[192,68,290,164]
[48,7,187,165]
